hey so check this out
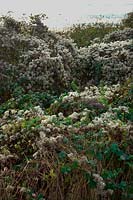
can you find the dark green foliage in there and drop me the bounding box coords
[122,12,133,28]
[0,88,58,116]
[65,22,122,47]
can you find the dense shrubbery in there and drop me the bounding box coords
[0,80,132,200]
[63,12,133,47]
[122,12,133,28]
[0,13,133,200]
[103,28,133,43]
[64,23,122,47]
[0,15,132,103]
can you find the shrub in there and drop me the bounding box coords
[64,22,122,47]
[121,12,133,28]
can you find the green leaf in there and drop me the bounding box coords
[37,193,44,200]
[96,152,103,160]
[89,177,97,188]
[61,165,71,174]
[118,181,127,190]
[58,151,67,160]
[71,80,79,91]
[63,137,69,144]
[71,161,79,169]
[110,143,119,153]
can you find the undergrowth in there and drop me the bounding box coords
[0,80,132,200]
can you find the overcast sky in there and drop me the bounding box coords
[0,0,133,29]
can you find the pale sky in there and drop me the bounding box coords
[0,0,133,29]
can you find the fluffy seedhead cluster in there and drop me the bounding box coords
[0,18,78,96]
[79,39,133,84]
[103,28,133,42]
